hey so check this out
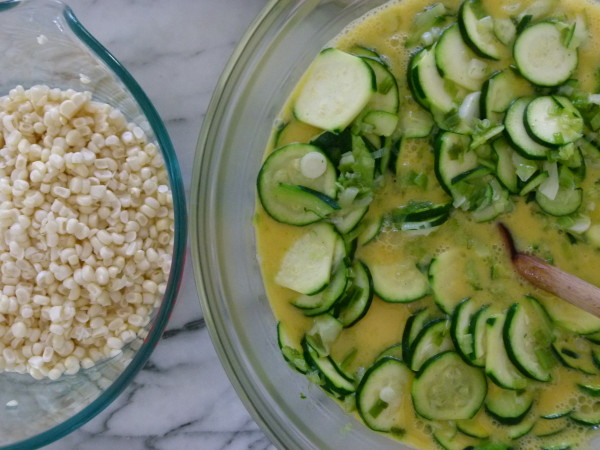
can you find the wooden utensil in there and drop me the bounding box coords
[498,223,600,318]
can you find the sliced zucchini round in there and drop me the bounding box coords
[535,187,582,217]
[538,296,600,335]
[294,48,375,132]
[435,24,487,91]
[360,57,399,114]
[368,260,429,303]
[274,222,338,295]
[376,343,404,362]
[303,338,355,396]
[570,403,600,427]
[456,411,491,439]
[398,99,435,138]
[552,332,598,375]
[258,143,338,225]
[578,383,600,397]
[356,215,383,246]
[433,424,483,449]
[508,415,537,440]
[333,260,373,327]
[485,383,533,425]
[402,308,433,364]
[513,22,578,87]
[458,0,504,60]
[470,304,492,367]
[330,204,369,234]
[451,298,477,364]
[525,96,583,146]
[277,322,308,374]
[411,351,487,420]
[485,314,528,390]
[408,47,456,114]
[293,259,349,316]
[409,318,453,372]
[493,138,519,193]
[504,97,551,159]
[356,357,413,433]
[481,69,533,124]
[429,247,474,314]
[503,298,554,382]
[434,131,478,196]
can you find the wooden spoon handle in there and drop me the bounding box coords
[514,250,600,318]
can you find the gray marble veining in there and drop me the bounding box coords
[45,0,272,448]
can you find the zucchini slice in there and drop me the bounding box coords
[552,332,598,375]
[535,186,582,217]
[538,296,600,335]
[451,298,477,364]
[402,308,433,364]
[434,132,478,197]
[360,57,400,114]
[485,314,528,390]
[435,24,487,91]
[507,415,537,440]
[458,0,504,60]
[275,222,338,295]
[376,343,404,362]
[433,423,483,449]
[356,357,413,433]
[513,22,578,87]
[408,47,456,114]
[409,318,453,372]
[456,410,491,439]
[303,338,355,396]
[292,259,349,316]
[481,69,533,124]
[356,215,383,246]
[398,98,435,138]
[570,402,600,427]
[277,322,308,374]
[470,304,493,367]
[534,417,569,437]
[362,110,399,137]
[525,96,583,146]
[485,383,533,425]
[429,247,481,314]
[493,138,519,193]
[368,260,429,303]
[578,383,600,397]
[503,297,554,382]
[504,97,551,159]
[333,260,373,327]
[294,48,375,132]
[411,351,487,420]
[258,143,338,225]
[330,204,369,234]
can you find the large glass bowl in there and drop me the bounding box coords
[192,1,413,449]
[0,0,186,448]
[191,0,600,449]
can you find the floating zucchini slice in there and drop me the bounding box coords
[294,48,375,132]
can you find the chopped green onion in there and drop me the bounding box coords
[368,398,389,418]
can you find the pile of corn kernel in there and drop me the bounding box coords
[0,85,174,380]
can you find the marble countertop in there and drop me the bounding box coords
[46,0,272,448]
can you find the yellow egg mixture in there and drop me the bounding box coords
[255,0,600,448]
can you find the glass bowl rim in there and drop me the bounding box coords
[1,1,188,448]
[190,0,290,448]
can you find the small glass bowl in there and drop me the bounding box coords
[192,0,600,449]
[0,0,186,448]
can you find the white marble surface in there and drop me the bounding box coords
[45,0,272,448]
